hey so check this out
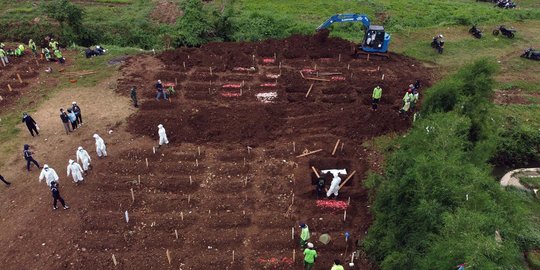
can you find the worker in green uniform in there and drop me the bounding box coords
[0,47,8,66]
[331,259,345,270]
[42,47,52,61]
[303,243,317,270]
[28,39,37,56]
[15,44,25,56]
[299,223,310,248]
[54,49,64,64]
[49,39,59,50]
[372,85,382,110]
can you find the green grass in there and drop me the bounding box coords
[521,177,540,189]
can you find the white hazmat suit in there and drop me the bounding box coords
[67,159,84,183]
[326,174,342,198]
[158,124,169,146]
[76,146,92,171]
[39,164,59,187]
[93,134,107,157]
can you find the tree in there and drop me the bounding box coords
[42,0,84,31]
[175,0,214,47]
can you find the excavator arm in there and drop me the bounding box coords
[317,14,370,30]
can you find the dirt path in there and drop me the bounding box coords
[500,168,540,189]
[0,73,135,269]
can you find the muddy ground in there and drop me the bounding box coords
[0,32,434,270]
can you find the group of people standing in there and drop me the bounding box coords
[299,223,346,270]
[371,80,421,116]
[60,102,83,135]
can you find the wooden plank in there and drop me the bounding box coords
[331,139,341,156]
[311,166,320,178]
[339,170,357,189]
[296,149,323,158]
[305,84,314,98]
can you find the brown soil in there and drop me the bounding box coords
[493,89,540,105]
[151,0,184,24]
[0,33,435,270]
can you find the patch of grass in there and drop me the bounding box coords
[94,0,133,3]
[521,177,540,189]
[528,251,540,269]
[494,104,540,129]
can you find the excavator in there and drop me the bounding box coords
[317,14,391,56]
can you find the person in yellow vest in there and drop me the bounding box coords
[14,44,25,56]
[49,39,59,50]
[0,47,8,66]
[331,259,345,270]
[299,223,310,248]
[303,243,317,270]
[54,49,65,64]
[372,85,383,111]
[42,47,52,61]
[28,39,37,56]
[399,89,413,115]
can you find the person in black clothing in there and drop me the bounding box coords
[155,80,167,100]
[0,175,11,186]
[23,144,40,171]
[130,86,138,107]
[315,173,330,199]
[413,80,421,91]
[60,108,71,135]
[50,181,69,210]
[72,101,82,126]
[22,112,39,137]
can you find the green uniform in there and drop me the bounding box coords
[300,225,310,248]
[303,248,317,270]
[43,48,51,61]
[372,86,382,99]
[0,48,8,66]
[49,41,59,50]
[332,264,345,270]
[28,40,36,53]
[0,49,6,57]
[54,49,62,58]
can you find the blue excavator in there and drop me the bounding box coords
[317,14,391,55]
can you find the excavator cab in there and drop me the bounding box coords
[362,25,390,53]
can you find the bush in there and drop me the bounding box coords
[491,127,540,167]
[174,0,214,47]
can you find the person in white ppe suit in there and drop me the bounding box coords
[39,164,59,187]
[76,146,92,174]
[93,134,107,157]
[67,159,84,183]
[326,173,342,198]
[158,124,169,147]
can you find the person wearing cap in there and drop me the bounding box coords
[372,85,383,111]
[93,134,107,158]
[50,181,69,210]
[130,86,138,108]
[331,259,345,270]
[0,175,11,186]
[22,112,39,137]
[67,159,84,184]
[76,146,92,174]
[155,80,167,100]
[39,165,59,187]
[23,144,41,171]
[72,102,82,126]
[158,124,169,147]
[299,223,310,248]
[303,242,317,270]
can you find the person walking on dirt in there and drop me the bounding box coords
[50,181,69,210]
[67,109,78,131]
[60,109,71,134]
[67,159,84,184]
[299,223,310,248]
[23,144,41,171]
[158,124,169,147]
[0,175,11,186]
[22,112,39,137]
[372,85,383,111]
[410,89,419,112]
[130,86,138,107]
[39,164,59,187]
[155,80,167,100]
[331,259,345,270]
[303,242,317,270]
[0,46,8,66]
[76,146,92,174]
[72,102,83,126]
[326,173,342,199]
[93,134,107,158]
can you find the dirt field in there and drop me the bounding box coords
[0,32,434,270]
